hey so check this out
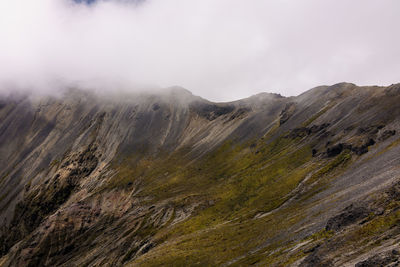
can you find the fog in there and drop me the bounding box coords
[0,0,399,101]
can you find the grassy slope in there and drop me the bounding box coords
[99,128,359,266]
[121,139,399,266]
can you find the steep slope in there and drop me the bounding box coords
[0,83,399,266]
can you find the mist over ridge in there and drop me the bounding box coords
[0,0,400,101]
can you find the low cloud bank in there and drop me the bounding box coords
[0,0,399,101]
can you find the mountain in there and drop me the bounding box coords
[0,83,399,266]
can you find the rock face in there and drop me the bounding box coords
[325,204,370,231]
[0,83,399,266]
[355,249,400,267]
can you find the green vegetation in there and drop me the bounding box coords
[305,149,352,187]
[308,229,334,241]
[117,133,359,266]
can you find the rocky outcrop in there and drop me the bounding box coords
[325,204,370,231]
[0,142,99,256]
[279,102,296,125]
[355,249,400,267]
[325,138,376,157]
[300,248,333,267]
[379,130,396,141]
[286,123,330,139]
[189,101,235,121]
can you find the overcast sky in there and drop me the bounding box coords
[0,0,399,101]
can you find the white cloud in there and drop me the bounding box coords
[0,0,399,101]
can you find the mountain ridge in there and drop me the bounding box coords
[0,82,399,266]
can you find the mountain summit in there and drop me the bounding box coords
[0,83,400,266]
